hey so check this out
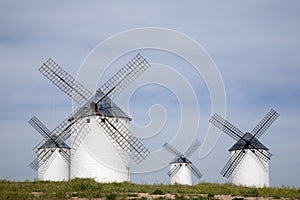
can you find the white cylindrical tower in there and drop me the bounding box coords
[70,114,130,183]
[169,160,193,185]
[229,148,269,187]
[37,143,70,181]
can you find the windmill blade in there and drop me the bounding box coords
[249,146,272,162]
[37,150,59,178]
[97,116,150,164]
[39,58,93,105]
[32,127,72,154]
[188,163,203,179]
[220,150,246,178]
[96,53,150,101]
[249,150,268,172]
[32,107,85,153]
[28,116,52,140]
[46,111,80,144]
[29,148,55,171]
[58,148,71,162]
[184,139,201,158]
[28,116,72,153]
[210,113,245,141]
[70,118,91,154]
[163,143,185,158]
[43,54,151,145]
[129,135,150,164]
[250,109,279,139]
[167,164,182,177]
[33,138,47,153]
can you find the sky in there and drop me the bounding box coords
[0,1,300,187]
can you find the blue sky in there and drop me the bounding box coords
[0,1,299,187]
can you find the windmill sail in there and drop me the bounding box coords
[31,53,151,176]
[163,140,202,184]
[209,109,279,180]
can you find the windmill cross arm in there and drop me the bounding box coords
[39,58,93,105]
[96,53,150,101]
[167,164,182,177]
[188,163,203,179]
[184,139,201,158]
[250,109,279,140]
[28,116,52,140]
[220,150,247,178]
[163,143,185,158]
[29,148,55,171]
[37,54,151,151]
[210,113,245,141]
[248,143,273,161]
[96,116,150,164]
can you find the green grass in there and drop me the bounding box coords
[0,178,299,200]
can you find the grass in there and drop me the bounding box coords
[0,178,299,199]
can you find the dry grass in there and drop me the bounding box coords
[0,178,299,200]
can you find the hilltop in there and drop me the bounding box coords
[0,178,299,200]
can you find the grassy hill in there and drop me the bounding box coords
[0,178,299,200]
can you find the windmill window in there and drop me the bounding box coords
[185,164,187,166]
[115,119,119,123]
[101,118,105,123]
[86,118,90,123]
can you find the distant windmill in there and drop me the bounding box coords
[163,140,202,185]
[29,54,151,182]
[28,116,70,181]
[209,109,279,187]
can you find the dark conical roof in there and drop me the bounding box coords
[73,90,131,120]
[229,132,269,151]
[170,156,192,164]
[97,94,131,120]
[38,135,70,150]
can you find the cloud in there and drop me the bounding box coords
[0,0,299,187]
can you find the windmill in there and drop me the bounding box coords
[209,109,279,187]
[29,53,151,182]
[163,140,202,185]
[28,116,71,181]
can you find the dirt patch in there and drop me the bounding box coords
[214,195,282,200]
[128,192,175,199]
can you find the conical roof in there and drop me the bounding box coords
[97,95,131,120]
[229,132,269,151]
[73,90,131,120]
[38,135,70,150]
[170,156,192,164]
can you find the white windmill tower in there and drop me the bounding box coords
[29,116,70,181]
[163,140,202,185]
[32,54,150,183]
[209,109,279,187]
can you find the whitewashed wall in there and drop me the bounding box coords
[169,162,192,185]
[38,148,70,181]
[70,116,130,182]
[230,149,269,187]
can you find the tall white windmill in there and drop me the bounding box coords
[28,116,70,181]
[209,109,279,187]
[163,140,202,185]
[30,54,151,182]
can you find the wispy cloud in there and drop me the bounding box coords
[0,0,299,187]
